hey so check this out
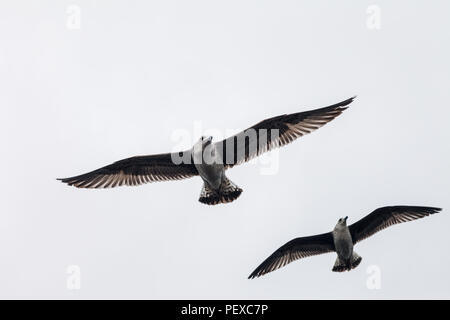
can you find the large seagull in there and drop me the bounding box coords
[58,97,355,205]
[248,206,442,278]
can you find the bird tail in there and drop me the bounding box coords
[198,176,243,205]
[332,252,362,272]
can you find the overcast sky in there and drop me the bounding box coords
[0,1,449,299]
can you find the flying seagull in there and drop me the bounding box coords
[58,96,355,205]
[248,206,442,278]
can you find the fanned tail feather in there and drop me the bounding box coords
[332,252,362,272]
[199,177,242,205]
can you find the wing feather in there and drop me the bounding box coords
[217,97,355,168]
[248,232,335,279]
[349,206,441,244]
[58,151,198,188]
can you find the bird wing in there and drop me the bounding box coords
[349,206,442,244]
[216,97,354,169]
[248,232,335,279]
[58,151,198,188]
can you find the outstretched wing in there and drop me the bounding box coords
[217,97,355,169]
[248,232,335,279]
[349,206,442,244]
[58,151,198,188]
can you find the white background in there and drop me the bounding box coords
[0,1,449,299]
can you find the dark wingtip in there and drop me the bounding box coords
[323,96,356,113]
[57,177,79,186]
[248,272,258,280]
[416,206,442,214]
[340,95,357,107]
[248,266,265,279]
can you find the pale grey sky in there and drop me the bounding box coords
[0,1,449,299]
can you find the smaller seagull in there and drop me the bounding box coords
[248,206,442,278]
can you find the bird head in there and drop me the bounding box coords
[336,216,348,227]
[199,135,213,147]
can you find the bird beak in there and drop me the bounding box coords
[344,216,348,221]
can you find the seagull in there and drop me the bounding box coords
[58,97,354,205]
[248,206,442,278]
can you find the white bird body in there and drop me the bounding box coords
[332,220,353,262]
[331,217,361,271]
[192,137,224,190]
